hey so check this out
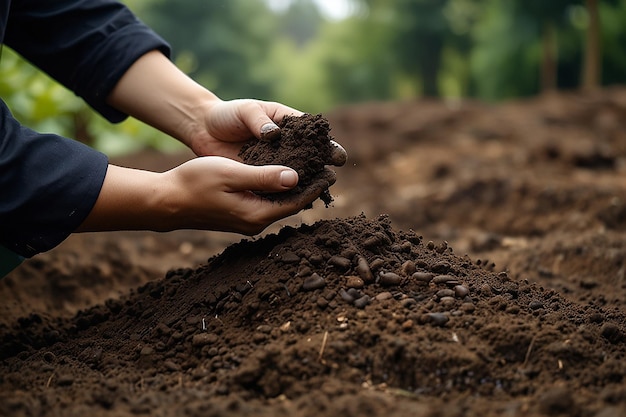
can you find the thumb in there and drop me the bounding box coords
[227,164,299,193]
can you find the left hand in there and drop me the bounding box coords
[187,98,303,159]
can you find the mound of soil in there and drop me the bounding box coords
[2,214,625,416]
[239,113,336,205]
[2,88,626,417]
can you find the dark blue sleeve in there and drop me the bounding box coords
[3,0,171,123]
[0,100,108,257]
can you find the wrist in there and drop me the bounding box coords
[78,165,171,232]
[181,93,222,153]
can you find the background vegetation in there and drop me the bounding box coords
[1,0,625,155]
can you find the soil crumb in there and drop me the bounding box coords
[239,113,336,205]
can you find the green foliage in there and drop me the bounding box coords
[469,0,541,99]
[0,48,83,134]
[3,0,626,157]
[600,0,626,85]
[139,0,277,100]
[0,47,179,156]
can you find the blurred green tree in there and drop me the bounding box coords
[3,0,626,158]
[140,0,277,100]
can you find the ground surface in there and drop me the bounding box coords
[1,88,626,417]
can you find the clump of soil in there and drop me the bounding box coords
[239,113,336,205]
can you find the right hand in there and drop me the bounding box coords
[78,157,335,236]
[162,157,335,234]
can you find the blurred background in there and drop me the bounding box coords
[1,0,625,156]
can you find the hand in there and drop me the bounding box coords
[192,100,348,169]
[78,157,336,236]
[162,157,336,234]
[107,51,348,166]
[187,98,304,159]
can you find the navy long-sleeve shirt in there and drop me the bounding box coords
[0,0,170,258]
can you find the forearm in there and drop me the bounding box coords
[77,157,323,237]
[77,164,173,232]
[106,50,220,148]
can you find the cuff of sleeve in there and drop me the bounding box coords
[0,129,109,258]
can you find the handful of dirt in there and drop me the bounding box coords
[239,113,342,206]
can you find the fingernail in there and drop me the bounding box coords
[330,140,348,166]
[261,123,280,141]
[280,170,298,188]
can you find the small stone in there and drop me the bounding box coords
[454,285,469,298]
[401,260,416,276]
[354,295,371,309]
[346,276,365,289]
[439,296,456,308]
[432,275,458,285]
[296,264,313,277]
[339,288,355,303]
[363,235,383,248]
[192,333,218,347]
[347,288,362,299]
[280,251,300,264]
[302,273,325,291]
[375,292,393,301]
[529,300,544,310]
[436,289,455,298]
[379,272,402,286]
[370,258,385,271]
[356,256,374,283]
[428,313,449,327]
[328,255,352,271]
[412,272,434,282]
[256,325,272,334]
[401,320,414,331]
[400,298,417,309]
[431,261,450,273]
[317,297,329,309]
[164,360,181,372]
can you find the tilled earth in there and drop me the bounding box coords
[1,88,626,417]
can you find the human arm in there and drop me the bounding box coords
[0,100,108,258]
[1,0,343,260]
[105,50,304,159]
[2,0,305,159]
[77,158,335,235]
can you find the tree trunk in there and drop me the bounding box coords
[419,35,443,97]
[541,21,558,92]
[582,0,601,90]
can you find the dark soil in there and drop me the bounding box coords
[239,113,336,205]
[2,88,626,417]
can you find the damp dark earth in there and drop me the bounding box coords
[2,88,626,417]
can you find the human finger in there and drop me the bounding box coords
[329,140,348,166]
[223,162,300,194]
